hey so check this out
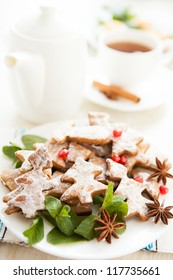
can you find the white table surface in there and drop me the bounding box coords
[1,0,173,260]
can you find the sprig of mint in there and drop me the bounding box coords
[44,196,75,236]
[2,134,47,167]
[100,182,128,235]
[102,182,128,220]
[23,183,128,246]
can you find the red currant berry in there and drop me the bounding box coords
[113,130,122,138]
[112,155,120,163]
[159,185,168,195]
[58,149,69,159]
[119,155,127,165]
[134,176,143,183]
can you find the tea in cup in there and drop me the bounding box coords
[98,28,173,87]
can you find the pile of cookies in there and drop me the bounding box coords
[0,112,172,221]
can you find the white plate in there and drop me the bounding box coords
[84,65,173,112]
[0,121,173,260]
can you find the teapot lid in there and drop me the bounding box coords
[12,6,80,40]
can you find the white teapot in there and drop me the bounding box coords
[4,6,87,123]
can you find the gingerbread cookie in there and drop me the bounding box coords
[55,125,111,145]
[5,169,53,218]
[111,127,143,156]
[61,157,107,204]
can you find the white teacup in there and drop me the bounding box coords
[98,28,173,87]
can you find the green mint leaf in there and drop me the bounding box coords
[55,205,75,236]
[105,200,128,219]
[58,205,71,218]
[44,196,62,218]
[2,146,21,161]
[56,216,75,236]
[102,183,128,219]
[23,216,44,245]
[47,228,85,245]
[74,215,98,240]
[21,134,47,150]
[69,210,85,228]
[93,195,104,205]
[102,182,114,208]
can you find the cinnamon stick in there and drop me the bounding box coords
[93,81,140,103]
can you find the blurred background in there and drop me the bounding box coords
[1,0,173,125]
[1,0,173,51]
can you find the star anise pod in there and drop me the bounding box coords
[94,208,125,244]
[146,199,173,224]
[147,157,173,185]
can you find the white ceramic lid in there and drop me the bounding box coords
[12,6,79,40]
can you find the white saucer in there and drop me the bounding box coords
[84,63,173,112]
